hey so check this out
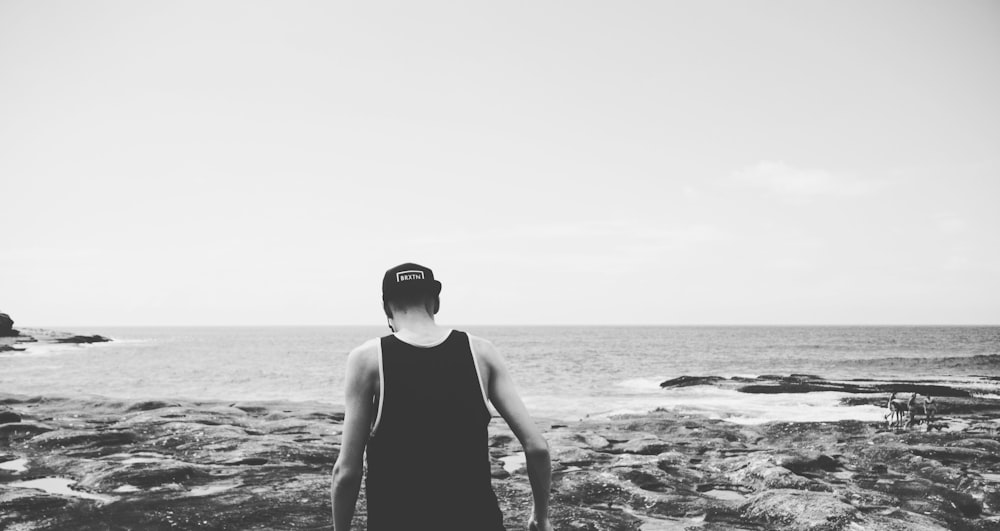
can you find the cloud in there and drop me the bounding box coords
[728,161,883,201]
[933,212,968,235]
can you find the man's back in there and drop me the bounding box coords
[365,330,503,530]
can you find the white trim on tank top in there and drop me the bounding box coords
[371,339,386,437]
[391,328,453,348]
[466,333,491,411]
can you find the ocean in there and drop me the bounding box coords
[3,326,998,424]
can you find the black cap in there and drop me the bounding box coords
[382,263,442,300]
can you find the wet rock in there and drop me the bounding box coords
[726,454,821,491]
[741,489,856,530]
[0,422,55,441]
[126,400,182,412]
[858,510,951,531]
[739,381,870,394]
[948,438,1000,452]
[54,334,112,344]
[907,445,995,463]
[0,489,71,529]
[0,410,22,424]
[28,429,138,450]
[553,473,633,507]
[114,463,205,489]
[618,468,672,492]
[220,457,269,466]
[874,383,972,398]
[660,375,725,388]
[3,388,999,531]
[732,375,973,398]
[547,430,611,450]
[551,446,610,468]
[488,433,514,447]
[490,462,510,479]
[0,312,16,336]
[616,436,672,455]
[935,488,982,518]
[778,452,840,474]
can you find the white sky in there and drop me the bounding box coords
[2,1,998,326]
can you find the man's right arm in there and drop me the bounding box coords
[331,341,378,530]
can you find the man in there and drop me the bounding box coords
[331,263,552,530]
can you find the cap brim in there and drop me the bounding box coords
[383,280,441,297]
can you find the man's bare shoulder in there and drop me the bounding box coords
[346,337,380,373]
[467,333,502,368]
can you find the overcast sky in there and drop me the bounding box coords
[2,1,998,326]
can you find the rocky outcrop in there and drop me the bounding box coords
[659,373,976,398]
[0,313,17,337]
[53,334,112,344]
[659,375,725,388]
[1,326,113,354]
[0,411,23,424]
[741,489,857,530]
[2,389,1000,530]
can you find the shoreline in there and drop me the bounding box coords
[4,325,997,424]
[3,388,1000,530]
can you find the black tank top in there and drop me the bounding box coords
[365,330,504,531]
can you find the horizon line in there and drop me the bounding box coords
[19,323,1000,329]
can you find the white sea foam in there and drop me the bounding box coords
[615,377,667,391]
[659,389,889,424]
[8,477,115,503]
[11,336,123,358]
[0,458,28,473]
[120,456,165,465]
[15,343,92,357]
[500,453,526,474]
[527,387,888,424]
[186,481,240,496]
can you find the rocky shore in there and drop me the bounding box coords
[2,374,999,530]
[0,316,112,353]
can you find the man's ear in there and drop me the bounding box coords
[432,296,440,315]
[383,301,393,319]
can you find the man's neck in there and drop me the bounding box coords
[390,310,440,336]
[391,317,450,346]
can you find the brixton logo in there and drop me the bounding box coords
[396,270,425,282]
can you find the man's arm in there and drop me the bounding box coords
[474,337,552,531]
[331,341,378,530]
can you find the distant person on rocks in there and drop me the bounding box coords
[331,263,552,531]
[904,393,918,428]
[924,395,937,431]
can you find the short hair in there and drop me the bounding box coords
[383,288,438,317]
